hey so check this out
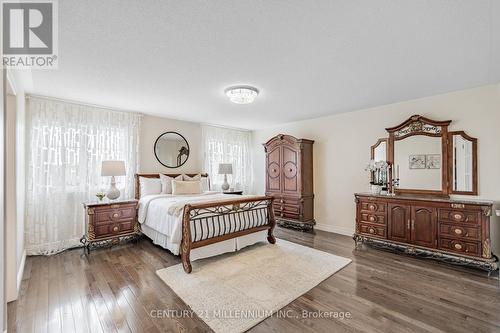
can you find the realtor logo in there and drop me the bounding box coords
[2,0,58,68]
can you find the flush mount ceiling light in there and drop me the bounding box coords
[224,85,259,104]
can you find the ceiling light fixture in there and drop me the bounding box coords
[224,85,259,104]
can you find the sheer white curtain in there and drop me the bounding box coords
[202,125,253,193]
[26,97,142,255]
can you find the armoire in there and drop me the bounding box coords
[263,134,315,230]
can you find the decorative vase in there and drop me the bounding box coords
[371,184,383,194]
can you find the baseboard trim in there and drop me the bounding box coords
[17,249,26,294]
[315,223,353,236]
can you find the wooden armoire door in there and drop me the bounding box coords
[281,145,299,194]
[266,145,281,193]
[388,203,411,243]
[411,206,437,248]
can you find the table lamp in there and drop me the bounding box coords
[218,163,233,191]
[101,160,126,200]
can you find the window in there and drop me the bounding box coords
[25,97,141,254]
[202,125,253,193]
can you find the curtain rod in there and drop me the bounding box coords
[26,94,144,115]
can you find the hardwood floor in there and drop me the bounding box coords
[8,227,500,333]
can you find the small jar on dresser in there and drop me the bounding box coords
[81,199,140,253]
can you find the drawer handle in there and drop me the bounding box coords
[452,213,462,220]
[451,203,465,209]
[112,226,119,232]
[368,204,376,211]
[369,215,376,222]
[454,243,463,250]
[112,213,119,218]
[369,228,375,234]
[454,228,463,235]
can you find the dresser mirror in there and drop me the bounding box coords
[394,135,442,191]
[448,131,477,195]
[154,131,190,168]
[380,115,478,196]
[371,139,388,161]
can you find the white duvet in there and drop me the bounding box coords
[138,192,256,254]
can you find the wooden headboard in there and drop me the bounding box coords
[135,173,209,199]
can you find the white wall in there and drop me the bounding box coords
[1,67,6,333]
[139,115,203,174]
[5,94,17,302]
[252,84,500,253]
[4,69,27,304]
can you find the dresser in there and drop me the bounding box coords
[354,193,497,272]
[81,199,140,252]
[263,134,315,230]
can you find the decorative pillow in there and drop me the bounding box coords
[139,176,162,197]
[172,180,202,195]
[159,174,173,194]
[175,175,183,181]
[183,174,201,181]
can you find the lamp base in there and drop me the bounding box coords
[106,177,121,200]
[221,174,230,191]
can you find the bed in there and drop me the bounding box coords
[135,173,276,273]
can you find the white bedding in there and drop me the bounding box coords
[138,192,264,255]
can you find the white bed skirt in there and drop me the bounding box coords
[141,224,268,261]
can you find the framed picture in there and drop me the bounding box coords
[409,155,426,169]
[426,154,441,169]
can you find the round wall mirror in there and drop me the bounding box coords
[154,131,190,168]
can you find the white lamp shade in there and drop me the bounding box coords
[218,163,233,175]
[101,160,126,176]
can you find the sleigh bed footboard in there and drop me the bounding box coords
[180,196,276,273]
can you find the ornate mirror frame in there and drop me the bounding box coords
[448,131,478,195]
[154,131,190,168]
[386,115,451,197]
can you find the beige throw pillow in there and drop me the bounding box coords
[172,180,202,195]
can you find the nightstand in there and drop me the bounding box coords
[81,199,140,253]
[222,190,243,195]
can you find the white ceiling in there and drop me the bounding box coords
[29,0,500,129]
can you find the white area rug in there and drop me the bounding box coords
[156,239,351,333]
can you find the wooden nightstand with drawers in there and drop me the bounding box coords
[81,199,140,253]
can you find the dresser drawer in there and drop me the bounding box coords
[94,220,136,238]
[359,223,386,239]
[360,200,387,214]
[94,205,137,225]
[438,209,480,225]
[274,197,301,218]
[439,238,480,257]
[274,207,300,219]
[360,212,386,225]
[438,223,480,241]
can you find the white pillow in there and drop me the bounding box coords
[159,174,173,194]
[172,180,202,195]
[183,174,201,181]
[139,176,162,197]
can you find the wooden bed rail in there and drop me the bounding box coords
[180,196,276,273]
